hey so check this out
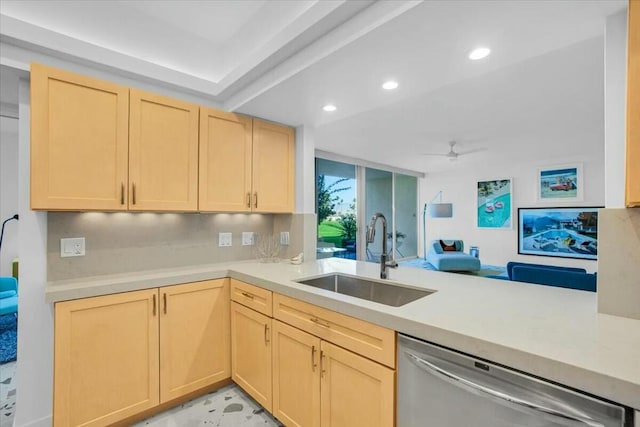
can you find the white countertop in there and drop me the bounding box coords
[47,258,640,410]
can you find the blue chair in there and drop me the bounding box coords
[426,240,481,272]
[0,276,18,316]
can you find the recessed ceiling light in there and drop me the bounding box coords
[469,47,491,60]
[323,104,337,112]
[382,80,399,90]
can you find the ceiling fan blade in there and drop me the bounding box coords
[457,147,488,156]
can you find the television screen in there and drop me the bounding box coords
[517,207,601,260]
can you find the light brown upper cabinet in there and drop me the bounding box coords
[199,108,253,211]
[199,108,295,213]
[627,0,640,207]
[31,63,130,210]
[31,64,199,211]
[252,119,295,212]
[129,90,199,211]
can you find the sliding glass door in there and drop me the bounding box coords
[316,157,418,262]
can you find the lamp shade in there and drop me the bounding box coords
[429,203,453,218]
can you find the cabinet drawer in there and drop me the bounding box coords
[273,294,396,368]
[230,279,273,316]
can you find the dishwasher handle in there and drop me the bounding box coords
[405,352,604,427]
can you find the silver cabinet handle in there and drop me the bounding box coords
[405,352,604,427]
[253,192,258,209]
[246,192,251,208]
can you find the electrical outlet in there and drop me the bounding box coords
[219,232,233,247]
[60,237,85,257]
[242,232,254,246]
[280,231,290,246]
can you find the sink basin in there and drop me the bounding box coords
[295,274,434,307]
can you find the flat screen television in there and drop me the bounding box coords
[517,207,601,260]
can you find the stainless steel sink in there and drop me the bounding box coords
[295,274,434,307]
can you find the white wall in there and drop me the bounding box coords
[0,116,19,276]
[15,79,53,427]
[604,9,627,208]
[423,148,605,272]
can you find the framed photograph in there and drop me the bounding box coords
[517,207,601,260]
[537,163,583,202]
[477,178,512,229]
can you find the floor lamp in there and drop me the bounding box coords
[422,192,453,260]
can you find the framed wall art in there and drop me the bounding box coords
[518,206,600,260]
[537,163,583,202]
[477,178,512,229]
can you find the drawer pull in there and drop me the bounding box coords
[254,192,258,209]
[310,317,330,328]
[132,183,137,205]
[120,182,125,205]
[163,293,167,314]
[152,294,156,316]
[246,192,251,208]
[311,345,317,372]
[241,291,254,300]
[320,350,326,378]
[264,323,270,345]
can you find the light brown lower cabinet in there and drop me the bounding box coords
[230,301,273,412]
[53,279,230,427]
[272,320,395,427]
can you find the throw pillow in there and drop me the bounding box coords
[440,240,457,252]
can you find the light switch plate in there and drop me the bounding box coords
[242,232,254,246]
[219,232,232,247]
[280,231,290,246]
[60,237,85,257]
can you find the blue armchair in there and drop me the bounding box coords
[0,276,18,316]
[426,240,481,272]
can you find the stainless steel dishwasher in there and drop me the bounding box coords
[398,334,633,427]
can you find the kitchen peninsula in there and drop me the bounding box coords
[47,257,640,425]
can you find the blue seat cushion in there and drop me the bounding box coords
[0,290,17,299]
[0,296,18,316]
[427,252,481,272]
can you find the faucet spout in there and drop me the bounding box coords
[367,213,398,279]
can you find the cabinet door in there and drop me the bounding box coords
[159,279,230,403]
[31,63,129,210]
[627,0,640,207]
[54,289,159,427]
[252,119,295,213]
[320,341,395,427]
[273,320,321,427]
[199,108,253,212]
[230,301,273,412]
[129,89,199,211]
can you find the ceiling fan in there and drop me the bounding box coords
[420,141,486,161]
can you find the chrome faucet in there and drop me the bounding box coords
[367,213,398,279]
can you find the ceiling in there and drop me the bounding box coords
[0,0,627,174]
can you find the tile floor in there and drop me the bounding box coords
[134,384,282,427]
[0,364,281,427]
[1,361,17,426]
